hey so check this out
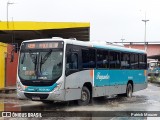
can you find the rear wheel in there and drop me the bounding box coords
[78,86,90,106]
[126,83,133,98]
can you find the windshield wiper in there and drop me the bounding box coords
[21,53,25,64]
[40,49,52,64]
[29,50,37,64]
[28,50,38,73]
[39,49,52,74]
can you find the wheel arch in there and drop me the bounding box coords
[83,82,92,98]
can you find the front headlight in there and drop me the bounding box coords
[53,83,62,92]
[17,82,24,91]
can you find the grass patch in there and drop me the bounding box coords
[148,75,157,83]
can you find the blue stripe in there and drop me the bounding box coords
[94,69,146,87]
[25,83,57,92]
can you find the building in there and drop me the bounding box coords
[123,42,160,60]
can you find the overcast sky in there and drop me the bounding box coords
[0,0,160,42]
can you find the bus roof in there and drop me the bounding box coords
[22,38,146,54]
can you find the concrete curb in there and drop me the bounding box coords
[149,80,160,85]
[150,81,160,85]
[0,86,16,94]
[0,92,17,99]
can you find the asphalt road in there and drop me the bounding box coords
[0,83,160,120]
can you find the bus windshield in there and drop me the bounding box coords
[19,50,63,81]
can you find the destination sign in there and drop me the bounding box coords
[24,42,63,49]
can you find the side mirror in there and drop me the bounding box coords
[10,49,14,62]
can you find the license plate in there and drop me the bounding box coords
[32,96,40,100]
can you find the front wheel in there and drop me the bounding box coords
[77,86,90,106]
[126,83,133,98]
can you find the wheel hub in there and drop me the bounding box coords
[82,91,87,101]
[127,84,132,97]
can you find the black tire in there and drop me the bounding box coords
[126,83,133,98]
[118,93,126,97]
[78,86,90,106]
[42,100,54,104]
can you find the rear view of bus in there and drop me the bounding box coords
[17,40,65,102]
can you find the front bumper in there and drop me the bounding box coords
[17,89,65,101]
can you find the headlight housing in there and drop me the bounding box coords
[17,82,24,91]
[53,83,62,92]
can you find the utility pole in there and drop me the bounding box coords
[121,38,125,44]
[7,1,14,28]
[142,14,149,51]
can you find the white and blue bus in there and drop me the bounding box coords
[17,38,147,105]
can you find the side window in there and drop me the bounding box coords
[144,54,147,69]
[97,50,109,68]
[82,49,95,68]
[121,53,130,69]
[109,51,120,69]
[130,54,139,69]
[130,54,135,69]
[66,53,78,70]
[139,54,143,69]
[139,54,147,69]
[135,54,139,69]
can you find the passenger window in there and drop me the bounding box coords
[135,54,139,69]
[139,54,147,69]
[82,49,95,68]
[109,51,120,69]
[130,54,139,69]
[121,53,130,69]
[66,53,78,70]
[97,50,109,68]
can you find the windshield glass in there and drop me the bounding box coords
[19,50,63,81]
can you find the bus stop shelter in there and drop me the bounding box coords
[0,21,90,49]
